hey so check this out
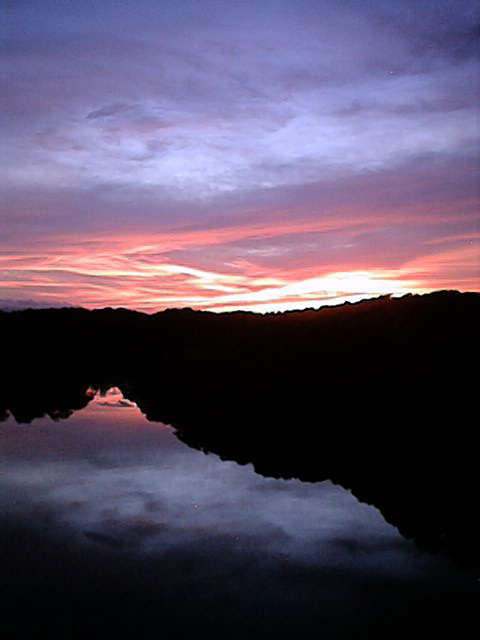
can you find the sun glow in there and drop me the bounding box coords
[0,237,421,313]
[2,222,476,314]
[206,271,416,313]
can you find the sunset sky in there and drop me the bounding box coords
[1,0,479,312]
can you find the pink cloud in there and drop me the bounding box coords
[2,221,478,312]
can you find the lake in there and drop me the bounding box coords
[0,387,477,639]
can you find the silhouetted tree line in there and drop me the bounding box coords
[1,290,479,566]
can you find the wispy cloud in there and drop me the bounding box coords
[1,220,476,312]
[1,0,478,310]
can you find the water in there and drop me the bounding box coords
[0,388,476,639]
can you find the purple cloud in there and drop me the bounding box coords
[1,0,478,309]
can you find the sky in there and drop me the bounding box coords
[1,0,479,312]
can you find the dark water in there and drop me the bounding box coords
[0,389,477,639]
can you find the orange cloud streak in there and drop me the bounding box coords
[1,217,478,312]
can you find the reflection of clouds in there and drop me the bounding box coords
[0,402,439,574]
[0,452,443,582]
[94,400,138,408]
[0,399,475,638]
[1,501,472,640]
[93,387,138,409]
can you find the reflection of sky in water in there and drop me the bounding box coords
[0,389,476,638]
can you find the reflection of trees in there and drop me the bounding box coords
[1,291,479,566]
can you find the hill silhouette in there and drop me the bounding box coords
[1,290,479,566]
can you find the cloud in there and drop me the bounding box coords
[1,0,478,310]
[86,102,129,120]
[1,143,477,311]
[2,1,478,199]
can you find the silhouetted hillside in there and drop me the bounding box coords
[1,290,479,566]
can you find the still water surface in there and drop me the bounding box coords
[0,388,476,639]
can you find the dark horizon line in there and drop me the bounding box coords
[1,289,476,318]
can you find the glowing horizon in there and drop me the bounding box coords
[0,233,467,313]
[0,223,478,313]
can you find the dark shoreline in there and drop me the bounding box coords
[1,290,479,566]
